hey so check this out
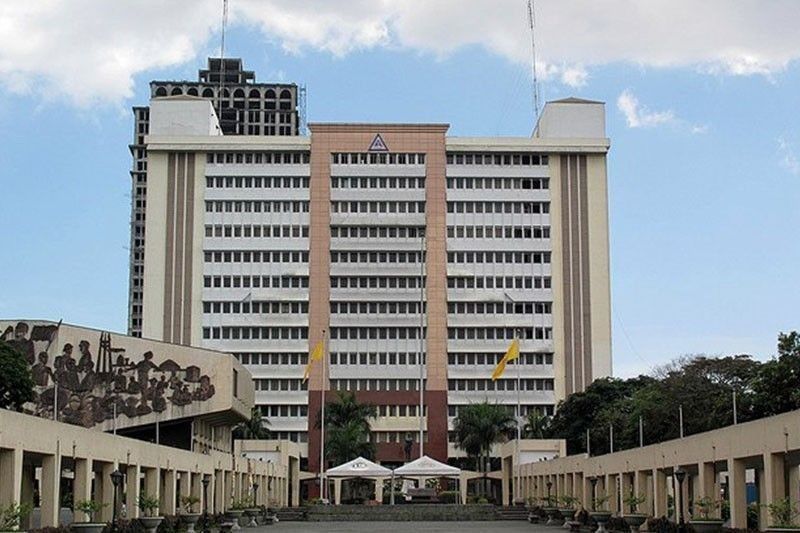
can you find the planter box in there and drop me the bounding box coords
[70,522,106,533]
[623,514,648,532]
[689,519,724,533]
[139,516,164,533]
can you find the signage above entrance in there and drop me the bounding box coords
[368,134,389,152]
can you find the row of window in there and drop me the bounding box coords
[203,327,308,340]
[448,404,554,418]
[273,431,307,443]
[331,153,426,165]
[331,327,425,340]
[331,301,425,315]
[330,379,424,392]
[330,352,426,366]
[377,405,427,417]
[205,200,309,214]
[331,251,424,264]
[204,301,309,315]
[255,378,307,391]
[371,431,428,444]
[448,352,554,366]
[331,176,425,189]
[446,153,549,166]
[206,176,310,189]
[237,353,308,365]
[204,250,309,264]
[205,224,309,239]
[203,275,309,289]
[331,201,425,214]
[447,276,552,290]
[206,152,310,165]
[447,225,550,240]
[447,251,552,265]
[447,201,549,214]
[331,226,424,240]
[262,404,309,417]
[448,327,553,341]
[331,276,425,290]
[446,177,549,190]
[448,301,552,315]
[447,378,554,391]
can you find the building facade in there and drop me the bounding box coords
[134,89,612,470]
[128,58,301,338]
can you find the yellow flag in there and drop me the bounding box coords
[491,339,520,381]
[303,340,324,382]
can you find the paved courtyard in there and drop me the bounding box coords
[271,522,540,532]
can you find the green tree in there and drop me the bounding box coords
[233,406,269,440]
[523,410,550,439]
[0,340,34,411]
[321,391,377,465]
[452,401,515,495]
[751,332,800,417]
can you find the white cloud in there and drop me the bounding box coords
[778,136,800,175]
[1,0,800,106]
[616,89,675,128]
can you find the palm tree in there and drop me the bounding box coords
[453,401,516,496]
[233,406,269,440]
[320,391,377,465]
[523,410,551,439]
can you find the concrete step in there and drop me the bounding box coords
[495,505,530,520]
[275,507,307,521]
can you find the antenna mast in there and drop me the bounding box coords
[527,0,541,120]
[218,0,229,112]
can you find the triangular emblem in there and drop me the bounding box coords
[368,134,389,152]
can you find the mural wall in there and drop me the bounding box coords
[1,321,216,428]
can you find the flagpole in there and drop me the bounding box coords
[515,330,521,504]
[320,328,327,502]
[418,231,425,457]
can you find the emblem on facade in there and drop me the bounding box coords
[368,134,388,152]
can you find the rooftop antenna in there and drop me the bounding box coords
[218,0,229,113]
[298,83,308,135]
[527,0,541,121]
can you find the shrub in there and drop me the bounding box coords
[179,495,201,514]
[766,497,800,528]
[439,491,459,504]
[75,500,106,522]
[137,493,160,517]
[646,516,679,533]
[0,502,32,531]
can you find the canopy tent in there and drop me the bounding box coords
[391,455,463,505]
[325,456,392,478]
[393,455,461,478]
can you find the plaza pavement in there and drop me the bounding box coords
[268,521,539,532]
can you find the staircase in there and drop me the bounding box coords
[495,505,530,520]
[275,507,307,521]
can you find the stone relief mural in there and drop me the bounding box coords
[1,322,215,428]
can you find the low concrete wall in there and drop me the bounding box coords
[305,503,497,521]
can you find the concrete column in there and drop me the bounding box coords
[501,457,511,506]
[99,462,117,522]
[214,470,224,513]
[126,464,141,519]
[375,478,383,503]
[728,458,747,530]
[680,472,690,523]
[161,469,176,515]
[621,473,633,514]
[20,466,35,530]
[74,458,94,522]
[606,474,619,514]
[653,469,668,518]
[190,473,202,513]
[178,472,191,512]
[763,452,787,528]
[40,453,61,528]
[697,462,717,518]
[633,471,647,515]
[460,473,469,504]
[224,471,233,509]
[565,472,574,500]
[640,471,654,517]
[144,467,161,515]
[0,447,23,508]
[789,466,800,512]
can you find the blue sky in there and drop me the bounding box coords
[1,1,799,377]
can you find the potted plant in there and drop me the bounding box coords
[527,496,543,523]
[623,493,648,533]
[137,493,163,533]
[180,495,202,532]
[0,502,32,533]
[589,494,613,533]
[541,495,561,525]
[71,500,106,533]
[764,497,800,532]
[558,495,581,527]
[689,496,725,533]
[226,498,250,530]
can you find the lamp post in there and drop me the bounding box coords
[110,469,125,527]
[675,468,686,533]
[588,476,598,511]
[546,480,553,502]
[252,482,259,507]
[201,475,211,533]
